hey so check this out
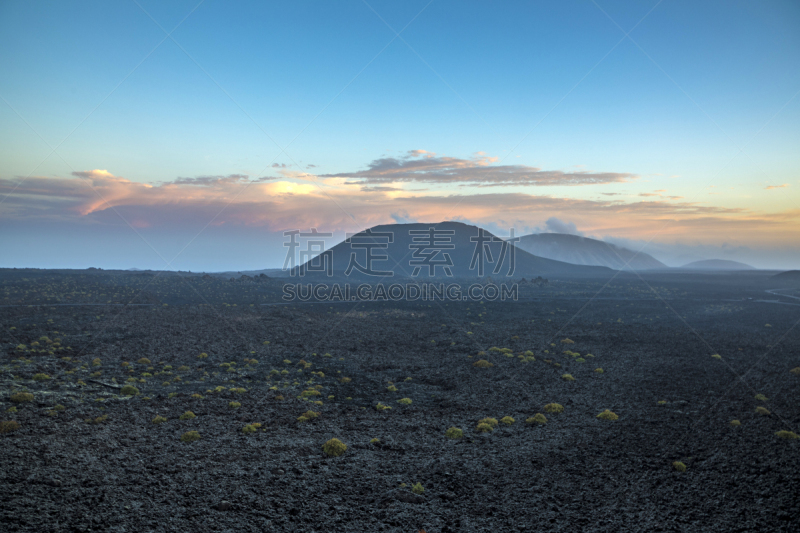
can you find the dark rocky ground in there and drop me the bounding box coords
[0,269,799,532]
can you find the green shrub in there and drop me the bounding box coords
[181,431,201,443]
[137,358,151,364]
[445,427,463,439]
[32,373,51,381]
[476,422,493,433]
[411,483,424,495]
[775,430,799,439]
[500,416,515,425]
[197,352,208,359]
[179,411,196,420]
[370,438,380,444]
[711,354,722,360]
[730,419,741,426]
[596,409,618,421]
[54,404,65,411]
[191,394,203,399]
[120,385,139,396]
[561,338,575,344]
[479,417,498,427]
[754,394,768,401]
[86,415,108,424]
[544,403,564,414]
[594,368,604,373]
[790,367,800,376]
[561,374,575,381]
[473,359,493,368]
[397,398,412,405]
[10,392,34,403]
[322,438,347,457]
[152,415,167,424]
[673,461,687,472]
[755,406,770,415]
[0,420,21,433]
[387,385,398,392]
[526,413,547,424]
[242,424,259,434]
[376,402,392,411]
[300,389,321,398]
[92,358,102,366]
[229,401,241,409]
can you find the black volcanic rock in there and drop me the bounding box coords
[295,221,612,280]
[514,233,667,270]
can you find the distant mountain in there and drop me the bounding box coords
[513,233,667,271]
[771,270,800,283]
[680,259,755,270]
[295,221,612,280]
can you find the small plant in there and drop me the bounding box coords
[229,401,241,409]
[790,367,800,376]
[87,415,108,424]
[120,385,139,396]
[754,394,768,401]
[54,404,65,411]
[92,358,102,366]
[322,438,347,457]
[6,407,17,413]
[730,419,741,426]
[500,416,515,425]
[594,368,604,373]
[181,431,201,443]
[397,398,412,405]
[526,413,547,424]
[242,424,259,433]
[755,406,771,415]
[376,403,392,411]
[561,374,575,381]
[657,400,667,405]
[370,438,380,444]
[476,422,494,433]
[10,392,34,403]
[387,385,398,392]
[339,377,352,383]
[445,427,463,439]
[775,430,799,439]
[32,373,51,381]
[575,358,586,363]
[711,354,722,360]
[411,483,424,495]
[198,352,208,359]
[138,358,151,364]
[472,359,493,368]
[673,461,687,472]
[191,394,203,399]
[179,411,196,420]
[300,389,321,398]
[596,409,618,421]
[152,415,167,424]
[0,420,21,433]
[544,403,564,414]
[561,338,575,344]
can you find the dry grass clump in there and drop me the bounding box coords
[191,394,204,399]
[775,430,799,439]
[339,377,352,383]
[445,427,463,439]
[198,352,208,359]
[387,385,398,392]
[526,413,547,425]
[594,368,603,373]
[730,419,741,426]
[0,420,21,433]
[137,358,151,364]
[10,392,34,403]
[479,417,499,427]
[544,403,564,414]
[297,410,320,422]
[152,415,167,424]
[754,394,768,401]
[32,373,51,381]
[500,416,515,425]
[242,423,262,433]
[755,406,771,415]
[92,358,102,366]
[411,483,425,495]
[120,385,139,396]
[672,461,687,472]
[561,338,575,344]
[179,411,196,420]
[322,438,347,457]
[472,359,493,368]
[711,354,722,360]
[376,403,392,411]
[561,374,575,381]
[596,409,618,421]
[476,422,493,433]
[300,389,321,398]
[181,431,201,443]
[229,401,242,409]
[397,398,412,405]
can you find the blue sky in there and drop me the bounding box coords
[1,0,799,270]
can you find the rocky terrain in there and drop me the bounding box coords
[1,270,799,532]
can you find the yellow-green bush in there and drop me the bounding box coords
[370,438,380,444]
[138,358,151,364]
[790,367,800,376]
[711,354,722,360]
[544,403,564,414]
[673,461,687,472]
[92,358,102,366]
[54,404,65,411]
[476,422,493,433]
[411,483,424,495]
[479,417,498,427]
[322,438,347,457]
[376,403,392,411]
[775,430,799,439]
[472,359,493,368]
[152,415,167,424]
[32,373,51,381]
[526,413,547,425]
[0,420,21,433]
[445,427,463,439]
[756,406,770,415]
[10,392,34,403]
[397,398,412,405]
[562,374,575,381]
[500,416,515,425]
[754,394,768,401]
[229,401,241,409]
[596,409,618,421]
[181,431,201,443]
[730,419,741,426]
[179,411,196,420]
[120,385,139,396]
[594,368,604,373]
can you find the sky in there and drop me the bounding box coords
[1,0,798,271]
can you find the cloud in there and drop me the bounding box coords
[765,184,788,190]
[272,163,288,169]
[390,209,416,224]
[543,217,582,236]
[322,150,637,187]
